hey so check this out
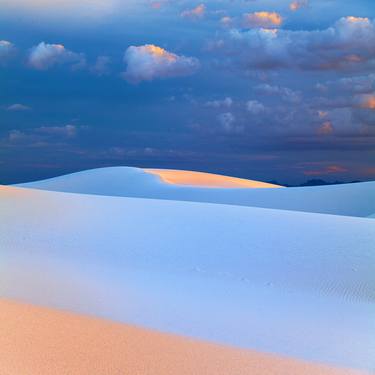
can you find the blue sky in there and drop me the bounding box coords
[1,0,375,184]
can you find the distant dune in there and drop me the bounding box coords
[0,298,368,375]
[18,166,375,217]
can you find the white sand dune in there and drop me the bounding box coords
[1,299,367,375]
[18,166,375,217]
[1,184,374,372]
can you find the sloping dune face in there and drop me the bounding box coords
[17,167,375,217]
[0,299,367,375]
[143,168,283,188]
[1,185,375,372]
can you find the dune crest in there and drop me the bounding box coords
[144,168,283,188]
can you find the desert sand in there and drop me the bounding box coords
[0,298,368,375]
[2,182,375,371]
[2,167,374,374]
[144,168,283,188]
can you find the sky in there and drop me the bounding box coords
[1,0,375,184]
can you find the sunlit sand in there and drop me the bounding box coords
[0,299,367,375]
[144,168,283,188]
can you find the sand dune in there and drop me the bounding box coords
[18,166,375,217]
[1,299,369,375]
[144,168,283,188]
[1,184,374,371]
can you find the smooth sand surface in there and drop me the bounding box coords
[144,168,283,188]
[0,299,367,375]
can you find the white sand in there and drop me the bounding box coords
[1,184,374,371]
[18,166,375,217]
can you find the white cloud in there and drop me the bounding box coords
[206,97,233,108]
[36,124,77,137]
[91,55,111,76]
[8,130,28,143]
[28,42,86,70]
[255,84,301,103]
[122,44,199,83]
[220,16,233,28]
[6,103,31,111]
[217,112,240,133]
[246,100,265,114]
[0,40,15,62]
[5,124,82,146]
[181,4,205,19]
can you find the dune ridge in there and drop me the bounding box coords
[144,168,283,188]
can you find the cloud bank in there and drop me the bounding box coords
[222,16,375,71]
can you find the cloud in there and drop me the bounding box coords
[255,84,301,103]
[322,74,375,94]
[217,112,242,133]
[205,97,232,108]
[90,55,111,76]
[6,103,31,111]
[5,125,81,147]
[359,94,375,109]
[122,44,199,83]
[289,0,308,12]
[246,100,265,114]
[317,121,334,135]
[242,11,282,28]
[181,4,205,19]
[36,124,77,138]
[28,42,86,70]
[7,130,29,143]
[220,16,233,27]
[0,40,15,62]
[303,165,348,176]
[150,1,165,9]
[221,16,375,71]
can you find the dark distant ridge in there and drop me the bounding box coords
[267,179,362,187]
